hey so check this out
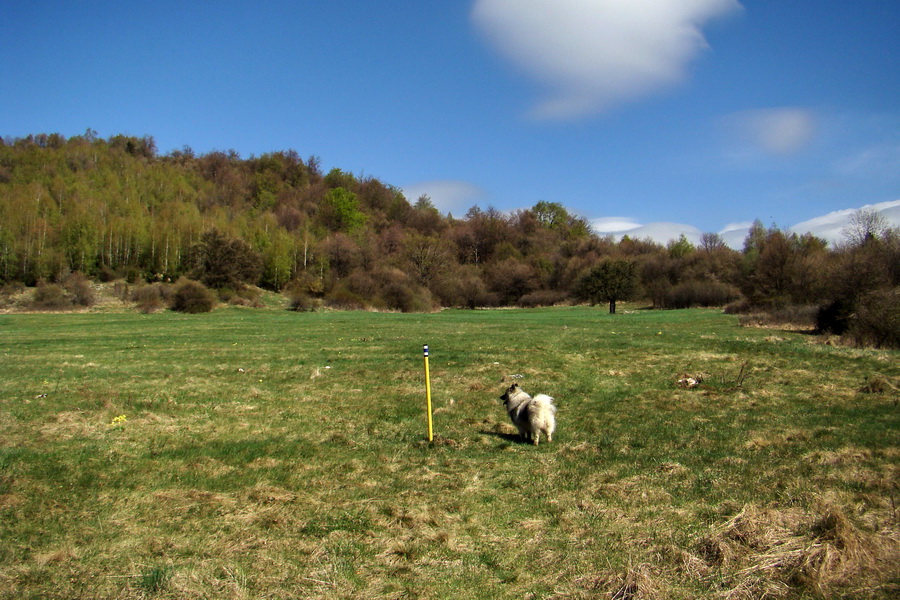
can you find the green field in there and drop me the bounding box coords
[1,305,897,599]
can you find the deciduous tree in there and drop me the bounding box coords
[575,258,638,314]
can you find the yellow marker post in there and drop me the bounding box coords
[423,344,433,442]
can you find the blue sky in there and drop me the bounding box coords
[3,1,899,246]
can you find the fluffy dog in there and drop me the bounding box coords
[500,383,556,445]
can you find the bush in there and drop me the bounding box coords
[323,284,368,310]
[0,281,25,297]
[62,272,95,307]
[287,288,317,312]
[658,280,741,309]
[31,281,72,310]
[723,298,752,315]
[131,284,166,313]
[380,281,433,313]
[0,282,25,309]
[517,290,567,308]
[816,298,854,335]
[121,266,143,284]
[170,279,216,313]
[285,277,323,311]
[849,288,900,348]
[286,273,324,297]
[97,265,119,283]
[738,305,819,329]
[457,273,497,309]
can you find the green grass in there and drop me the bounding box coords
[0,305,897,599]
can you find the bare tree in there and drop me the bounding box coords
[842,208,888,247]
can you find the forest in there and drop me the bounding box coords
[1,131,898,347]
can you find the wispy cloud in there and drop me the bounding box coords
[790,199,900,244]
[721,107,818,156]
[401,180,485,216]
[472,0,742,119]
[590,217,642,233]
[589,201,900,249]
[833,142,900,178]
[591,219,703,245]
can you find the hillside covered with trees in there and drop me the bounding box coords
[1,131,898,346]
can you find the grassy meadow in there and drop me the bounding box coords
[0,303,898,599]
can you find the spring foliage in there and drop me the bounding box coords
[1,132,898,346]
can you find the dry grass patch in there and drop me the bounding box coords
[695,501,900,599]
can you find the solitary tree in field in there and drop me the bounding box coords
[575,258,638,314]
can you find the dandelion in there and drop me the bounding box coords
[110,414,127,426]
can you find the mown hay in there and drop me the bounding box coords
[695,502,900,599]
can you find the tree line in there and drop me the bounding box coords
[1,131,898,346]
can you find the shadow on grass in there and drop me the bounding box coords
[480,430,531,444]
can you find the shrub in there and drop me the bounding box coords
[738,305,818,329]
[287,288,317,312]
[380,281,433,312]
[323,284,368,310]
[192,229,262,289]
[517,290,567,308]
[62,272,95,307]
[849,287,900,348]
[457,274,499,309]
[112,281,130,301]
[668,280,740,309]
[723,298,752,315]
[0,282,26,309]
[31,281,71,310]
[285,277,322,311]
[816,298,854,335]
[170,279,216,313]
[216,287,237,303]
[221,285,262,307]
[286,272,324,297]
[131,284,166,313]
[121,266,143,284]
[0,281,25,297]
[97,265,119,283]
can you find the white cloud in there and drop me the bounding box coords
[401,180,485,216]
[591,219,703,245]
[790,199,900,245]
[719,221,754,234]
[722,107,818,155]
[472,0,742,119]
[715,221,753,249]
[587,201,900,250]
[590,216,642,232]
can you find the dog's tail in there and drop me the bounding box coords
[533,394,556,413]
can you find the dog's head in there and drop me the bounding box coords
[500,383,521,406]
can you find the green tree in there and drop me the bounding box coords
[192,229,262,289]
[575,259,638,314]
[531,201,569,229]
[319,187,367,233]
[257,224,296,291]
[667,234,695,259]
